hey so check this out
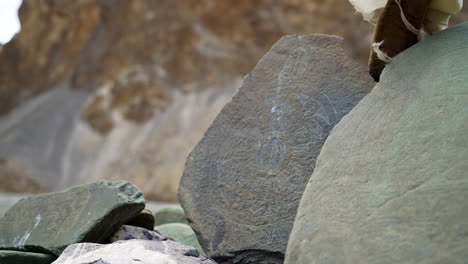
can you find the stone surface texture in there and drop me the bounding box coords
[155,223,205,255]
[179,34,374,263]
[51,240,216,264]
[0,192,175,219]
[0,0,377,202]
[108,225,166,243]
[285,22,468,264]
[154,206,188,226]
[0,181,145,256]
[0,250,57,264]
[0,0,467,202]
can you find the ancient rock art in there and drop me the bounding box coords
[179,34,374,263]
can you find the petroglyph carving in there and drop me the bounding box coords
[179,35,375,260]
[256,137,286,170]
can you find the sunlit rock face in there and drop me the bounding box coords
[6,0,466,200]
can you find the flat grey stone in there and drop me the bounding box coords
[179,34,374,262]
[285,22,468,264]
[52,240,216,264]
[0,181,145,256]
[0,250,56,264]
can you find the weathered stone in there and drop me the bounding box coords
[52,240,216,264]
[155,223,205,255]
[285,22,468,264]
[0,250,56,264]
[1,0,467,202]
[109,225,166,243]
[126,209,155,230]
[0,0,379,202]
[179,34,374,262]
[0,181,145,256]
[154,206,188,226]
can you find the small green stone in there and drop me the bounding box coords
[155,223,204,254]
[154,206,188,226]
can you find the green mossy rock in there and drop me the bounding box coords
[286,23,468,264]
[0,250,56,264]
[154,206,188,226]
[126,209,155,230]
[155,223,204,254]
[0,181,145,256]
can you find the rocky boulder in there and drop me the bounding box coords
[0,181,145,255]
[0,0,376,201]
[285,22,468,264]
[179,34,374,263]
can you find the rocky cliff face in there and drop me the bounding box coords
[0,0,376,117]
[0,0,465,201]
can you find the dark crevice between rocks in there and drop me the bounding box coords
[213,250,284,264]
[1,244,56,257]
[81,202,145,245]
[183,248,201,258]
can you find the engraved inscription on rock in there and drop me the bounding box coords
[179,34,375,262]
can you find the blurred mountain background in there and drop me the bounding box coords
[0,0,466,202]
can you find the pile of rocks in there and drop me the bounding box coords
[1,22,466,264]
[179,23,468,263]
[0,0,375,203]
[0,181,214,264]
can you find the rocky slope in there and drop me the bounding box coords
[0,0,465,201]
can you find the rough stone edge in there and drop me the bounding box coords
[0,180,146,256]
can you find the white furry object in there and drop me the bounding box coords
[349,0,387,22]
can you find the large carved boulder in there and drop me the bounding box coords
[285,22,468,264]
[179,34,374,263]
